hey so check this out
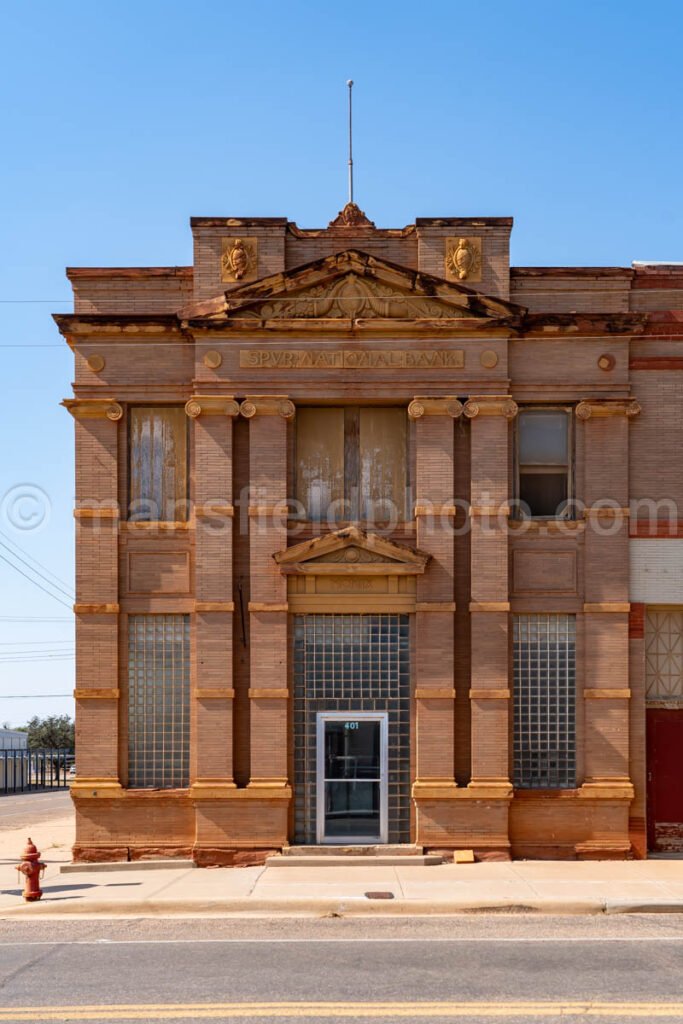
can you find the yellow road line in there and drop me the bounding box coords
[2,1002,683,1020]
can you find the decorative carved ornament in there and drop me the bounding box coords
[235,274,468,321]
[240,396,296,419]
[408,397,464,419]
[86,354,105,372]
[221,237,257,283]
[62,398,123,421]
[464,396,518,420]
[328,202,376,228]
[575,399,641,420]
[274,526,429,576]
[445,237,482,283]
[185,396,239,418]
[203,350,223,369]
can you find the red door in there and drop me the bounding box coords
[647,709,683,851]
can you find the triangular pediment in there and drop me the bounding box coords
[274,526,430,575]
[180,249,524,326]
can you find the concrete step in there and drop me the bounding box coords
[282,845,425,857]
[267,854,443,867]
[60,859,195,874]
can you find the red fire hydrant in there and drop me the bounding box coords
[17,838,46,902]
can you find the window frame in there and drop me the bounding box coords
[513,405,574,520]
[294,405,410,524]
[127,404,190,523]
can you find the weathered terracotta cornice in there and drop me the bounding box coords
[66,267,192,280]
[521,313,647,336]
[53,314,183,338]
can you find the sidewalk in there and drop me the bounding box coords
[2,813,683,918]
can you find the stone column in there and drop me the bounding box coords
[185,396,240,796]
[409,397,461,792]
[241,396,295,789]
[63,398,123,798]
[577,399,640,816]
[464,396,517,793]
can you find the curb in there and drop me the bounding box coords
[3,897,682,918]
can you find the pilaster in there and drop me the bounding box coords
[185,396,240,795]
[241,396,294,789]
[464,396,517,793]
[63,398,123,795]
[577,399,640,802]
[408,397,461,794]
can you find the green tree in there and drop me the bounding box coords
[25,715,74,751]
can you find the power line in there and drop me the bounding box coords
[0,656,74,663]
[0,551,72,610]
[0,527,74,597]
[0,641,74,646]
[0,614,72,622]
[0,537,74,602]
[0,694,72,698]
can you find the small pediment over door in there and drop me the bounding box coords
[274,526,429,575]
[275,528,429,613]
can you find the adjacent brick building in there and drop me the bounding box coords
[56,203,683,863]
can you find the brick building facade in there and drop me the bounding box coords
[56,203,683,863]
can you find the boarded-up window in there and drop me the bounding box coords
[296,407,407,523]
[129,406,188,521]
[360,408,407,521]
[296,408,345,522]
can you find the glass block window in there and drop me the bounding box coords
[513,614,576,789]
[645,609,683,702]
[293,614,410,843]
[128,615,190,789]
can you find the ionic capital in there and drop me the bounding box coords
[463,396,518,420]
[575,399,641,420]
[408,397,464,419]
[185,395,240,418]
[240,396,296,420]
[62,398,123,422]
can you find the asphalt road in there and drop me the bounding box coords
[1,915,683,1022]
[0,790,71,829]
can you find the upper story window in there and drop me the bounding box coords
[516,408,572,518]
[128,406,188,522]
[296,407,408,523]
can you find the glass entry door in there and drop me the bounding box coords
[316,712,388,844]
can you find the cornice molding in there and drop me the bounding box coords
[62,398,123,421]
[185,396,239,418]
[464,396,518,420]
[575,399,641,420]
[240,396,296,419]
[408,397,464,419]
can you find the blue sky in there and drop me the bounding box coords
[0,0,681,726]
